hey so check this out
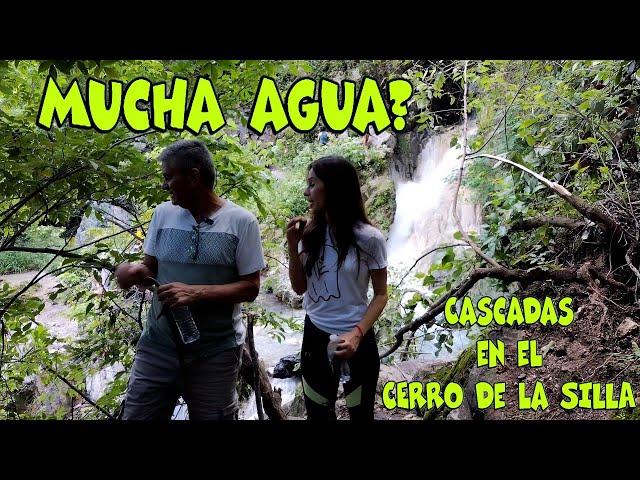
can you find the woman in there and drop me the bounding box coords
[287,156,388,421]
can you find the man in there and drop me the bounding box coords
[115,139,265,420]
[318,130,329,146]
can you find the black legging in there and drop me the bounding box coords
[300,316,380,421]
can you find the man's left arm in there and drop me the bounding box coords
[156,272,260,308]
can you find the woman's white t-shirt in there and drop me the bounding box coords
[300,222,387,335]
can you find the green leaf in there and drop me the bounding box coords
[422,274,435,286]
[442,250,455,265]
[520,118,538,129]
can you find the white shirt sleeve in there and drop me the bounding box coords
[364,229,387,270]
[235,216,267,276]
[143,207,161,257]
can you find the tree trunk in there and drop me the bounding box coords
[239,344,287,420]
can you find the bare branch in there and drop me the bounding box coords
[0,166,86,227]
[46,366,115,419]
[381,264,588,359]
[469,61,533,156]
[68,223,148,253]
[467,152,626,239]
[264,254,288,270]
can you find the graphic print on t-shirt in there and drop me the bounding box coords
[307,243,341,303]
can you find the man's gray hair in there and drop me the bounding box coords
[158,139,217,189]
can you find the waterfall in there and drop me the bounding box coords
[385,123,482,361]
[387,125,481,273]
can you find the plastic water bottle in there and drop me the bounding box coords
[146,277,200,345]
[327,334,351,384]
[169,306,200,344]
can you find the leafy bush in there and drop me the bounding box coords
[0,226,65,274]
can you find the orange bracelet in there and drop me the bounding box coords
[355,325,364,337]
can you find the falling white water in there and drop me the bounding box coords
[239,376,300,420]
[387,125,481,274]
[384,124,482,360]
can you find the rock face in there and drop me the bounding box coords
[13,379,38,414]
[362,175,396,233]
[368,130,397,152]
[266,269,304,309]
[389,130,430,182]
[365,127,426,182]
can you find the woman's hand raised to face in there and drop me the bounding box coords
[286,216,307,247]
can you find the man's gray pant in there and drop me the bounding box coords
[121,343,243,420]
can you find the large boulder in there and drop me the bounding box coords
[273,353,301,379]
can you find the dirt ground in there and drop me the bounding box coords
[466,286,640,420]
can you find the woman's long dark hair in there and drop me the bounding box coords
[302,156,372,276]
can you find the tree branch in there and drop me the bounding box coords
[381,264,588,359]
[469,60,532,156]
[395,244,467,288]
[511,216,586,232]
[467,152,626,239]
[67,223,148,253]
[46,366,115,419]
[0,166,86,227]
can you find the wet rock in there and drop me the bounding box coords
[274,284,304,309]
[273,353,301,379]
[390,131,425,181]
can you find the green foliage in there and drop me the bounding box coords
[366,180,396,233]
[245,304,302,343]
[266,131,387,173]
[404,60,465,130]
[460,60,639,275]
[0,226,65,274]
[0,59,303,418]
[2,58,638,419]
